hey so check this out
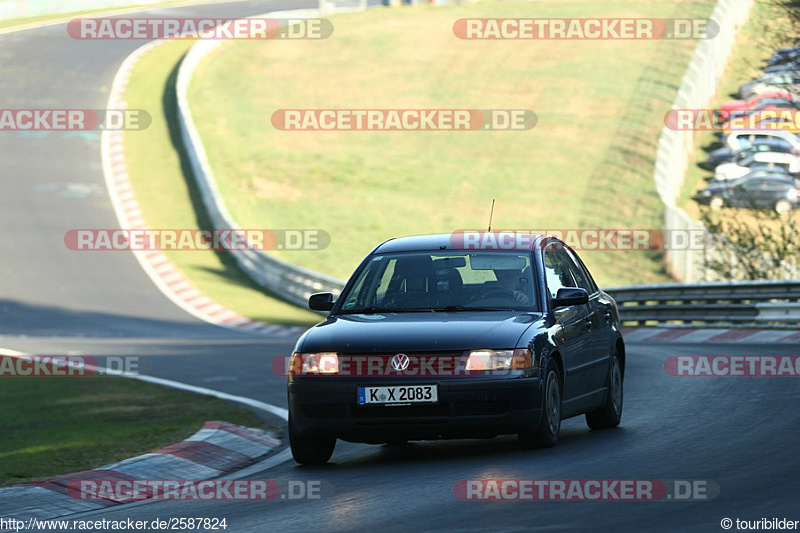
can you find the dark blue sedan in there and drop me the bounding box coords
[287,233,625,464]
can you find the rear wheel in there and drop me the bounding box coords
[586,347,623,430]
[775,199,792,215]
[519,360,561,448]
[289,418,335,465]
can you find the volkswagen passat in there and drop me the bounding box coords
[287,233,625,464]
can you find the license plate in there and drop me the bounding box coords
[358,385,438,405]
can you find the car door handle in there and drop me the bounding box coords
[585,317,593,330]
[604,311,612,322]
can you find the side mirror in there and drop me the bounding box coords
[308,292,335,311]
[552,287,589,309]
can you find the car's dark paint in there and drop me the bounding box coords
[288,234,624,457]
[738,73,800,98]
[702,140,797,170]
[694,173,799,210]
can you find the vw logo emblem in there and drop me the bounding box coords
[391,353,410,372]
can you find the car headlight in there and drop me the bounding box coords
[290,352,338,375]
[702,190,712,196]
[788,188,798,201]
[466,349,532,371]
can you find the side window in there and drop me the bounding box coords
[561,248,593,292]
[544,245,576,299]
[764,181,788,192]
[564,248,597,293]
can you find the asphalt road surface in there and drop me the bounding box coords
[1,2,798,532]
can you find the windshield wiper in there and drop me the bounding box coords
[339,307,431,314]
[430,305,512,312]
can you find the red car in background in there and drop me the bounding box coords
[718,91,797,122]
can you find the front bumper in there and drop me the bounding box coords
[288,377,543,443]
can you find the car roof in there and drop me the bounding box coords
[372,232,548,253]
[730,129,798,139]
[737,172,794,183]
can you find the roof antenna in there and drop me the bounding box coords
[487,199,496,232]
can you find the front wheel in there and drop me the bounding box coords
[585,348,623,430]
[519,360,561,448]
[289,418,336,465]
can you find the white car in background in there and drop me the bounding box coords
[714,152,800,181]
[724,130,800,152]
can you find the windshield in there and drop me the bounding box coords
[339,251,539,313]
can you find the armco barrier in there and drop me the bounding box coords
[607,280,800,326]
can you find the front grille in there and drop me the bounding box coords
[337,351,466,375]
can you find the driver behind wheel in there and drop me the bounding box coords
[495,269,533,305]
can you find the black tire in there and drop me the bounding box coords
[519,360,561,449]
[775,199,792,215]
[709,196,724,210]
[289,418,335,465]
[585,347,623,430]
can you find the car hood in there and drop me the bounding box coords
[296,311,543,353]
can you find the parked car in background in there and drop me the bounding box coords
[694,172,799,213]
[724,129,800,152]
[713,152,799,181]
[738,73,800,99]
[702,139,797,170]
[718,91,797,121]
[768,45,800,66]
[764,63,799,73]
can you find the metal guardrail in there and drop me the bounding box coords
[606,280,800,326]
